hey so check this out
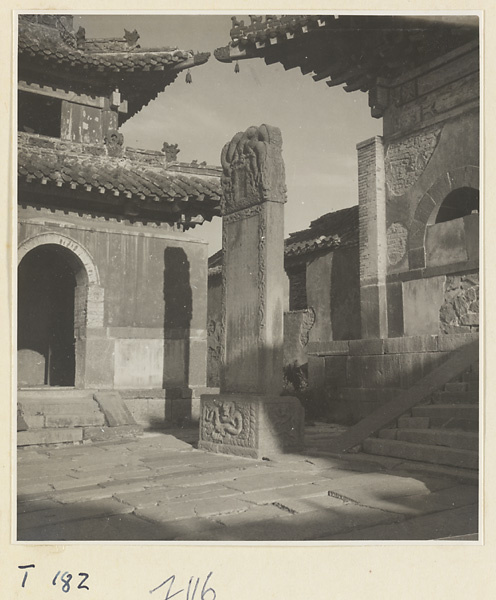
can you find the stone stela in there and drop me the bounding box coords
[199,124,304,458]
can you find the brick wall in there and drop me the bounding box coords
[357,136,387,338]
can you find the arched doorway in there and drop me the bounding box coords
[18,244,80,387]
[435,187,479,223]
[18,233,104,389]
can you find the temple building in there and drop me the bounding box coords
[208,205,360,387]
[213,15,480,468]
[17,15,222,445]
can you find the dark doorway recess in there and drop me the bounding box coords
[163,247,192,390]
[18,245,76,387]
[436,187,479,223]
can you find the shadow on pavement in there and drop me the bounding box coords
[16,426,479,542]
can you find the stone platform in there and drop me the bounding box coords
[199,394,304,459]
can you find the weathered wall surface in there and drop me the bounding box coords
[402,276,446,336]
[206,242,360,386]
[283,309,315,369]
[425,214,479,269]
[305,247,361,343]
[206,273,222,388]
[18,206,208,395]
[307,332,478,423]
[384,111,479,274]
[373,41,480,339]
[383,108,479,337]
[439,271,479,334]
[306,253,333,343]
[330,246,361,341]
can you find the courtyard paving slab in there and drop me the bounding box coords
[16,425,479,542]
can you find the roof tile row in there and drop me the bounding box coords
[19,18,208,73]
[18,134,222,221]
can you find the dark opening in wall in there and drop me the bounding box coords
[287,265,307,311]
[18,91,62,138]
[435,187,479,223]
[18,244,76,387]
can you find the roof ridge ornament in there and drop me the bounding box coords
[124,28,140,47]
[162,142,180,162]
[104,130,124,157]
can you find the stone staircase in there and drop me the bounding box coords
[363,363,479,470]
[17,388,142,446]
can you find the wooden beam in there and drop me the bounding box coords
[18,80,105,108]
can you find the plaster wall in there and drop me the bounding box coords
[306,253,333,343]
[18,206,208,393]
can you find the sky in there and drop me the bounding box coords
[75,14,382,254]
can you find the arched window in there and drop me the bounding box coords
[435,187,479,223]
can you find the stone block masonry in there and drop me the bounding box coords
[307,333,478,424]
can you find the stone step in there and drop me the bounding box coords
[444,382,469,392]
[44,413,106,428]
[462,371,479,383]
[412,404,478,432]
[18,389,95,400]
[83,424,143,442]
[432,391,479,405]
[397,416,430,429]
[17,428,83,446]
[18,391,107,432]
[17,423,143,446]
[395,428,479,452]
[22,414,45,429]
[412,404,478,420]
[362,438,478,470]
[19,399,102,416]
[428,417,479,432]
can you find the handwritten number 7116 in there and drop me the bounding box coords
[150,572,216,600]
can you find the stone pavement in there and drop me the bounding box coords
[17,424,479,542]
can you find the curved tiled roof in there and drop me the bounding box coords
[215,15,478,103]
[218,14,477,56]
[18,16,211,122]
[285,205,358,257]
[18,133,221,227]
[19,17,209,73]
[208,204,358,273]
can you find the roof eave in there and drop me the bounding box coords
[214,44,251,63]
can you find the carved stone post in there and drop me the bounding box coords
[199,125,304,458]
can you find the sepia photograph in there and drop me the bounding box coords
[15,12,480,543]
